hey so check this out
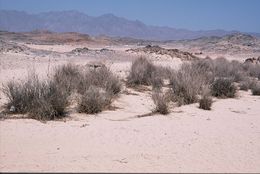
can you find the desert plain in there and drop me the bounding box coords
[0,31,260,172]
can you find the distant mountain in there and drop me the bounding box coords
[0,10,259,40]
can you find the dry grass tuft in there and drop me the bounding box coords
[211,78,237,98]
[152,89,169,115]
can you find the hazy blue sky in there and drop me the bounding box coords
[0,0,259,32]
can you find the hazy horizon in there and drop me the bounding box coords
[0,0,260,33]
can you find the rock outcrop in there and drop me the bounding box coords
[127,45,199,60]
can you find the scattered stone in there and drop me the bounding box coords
[244,57,260,64]
[71,47,89,54]
[0,40,28,53]
[86,62,105,69]
[126,45,199,60]
[100,48,114,53]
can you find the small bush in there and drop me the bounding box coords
[78,86,111,114]
[105,75,122,95]
[243,63,260,79]
[229,60,247,82]
[170,63,206,105]
[191,58,215,84]
[239,77,256,91]
[199,96,213,110]
[77,65,121,114]
[251,83,260,95]
[199,87,213,110]
[213,57,246,82]
[213,57,231,77]
[155,66,173,80]
[127,56,161,86]
[2,74,69,120]
[53,63,82,94]
[239,81,250,91]
[78,65,121,95]
[152,89,169,115]
[211,78,237,98]
[2,74,41,114]
[29,80,69,120]
[150,70,164,89]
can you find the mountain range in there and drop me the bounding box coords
[0,10,259,41]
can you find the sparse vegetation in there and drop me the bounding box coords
[76,65,121,114]
[199,95,213,110]
[251,83,260,95]
[152,89,169,115]
[243,63,260,79]
[2,74,69,120]
[78,86,111,114]
[239,81,250,91]
[53,63,82,94]
[150,70,164,89]
[78,65,121,95]
[29,80,69,120]
[2,63,121,119]
[191,58,215,84]
[211,78,237,98]
[170,63,207,105]
[127,56,163,88]
[2,54,260,120]
[2,74,41,114]
[199,87,213,110]
[239,77,256,91]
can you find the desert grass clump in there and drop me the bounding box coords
[243,63,260,79]
[152,89,169,115]
[191,58,215,84]
[2,74,69,120]
[53,63,82,94]
[78,86,111,114]
[213,57,246,82]
[2,74,41,114]
[211,78,237,98]
[150,70,164,89]
[29,80,69,120]
[127,56,162,87]
[199,87,213,110]
[229,60,247,82]
[170,63,207,105]
[251,83,260,95]
[78,65,121,95]
[239,81,250,91]
[77,65,121,114]
[238,77,257,91]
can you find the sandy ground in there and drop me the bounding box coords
[0,45,260,172]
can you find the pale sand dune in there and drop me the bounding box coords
[0,44,260,172]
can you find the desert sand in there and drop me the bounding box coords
[0,33,260,172]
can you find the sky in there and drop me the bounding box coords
[0,0,259,33]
